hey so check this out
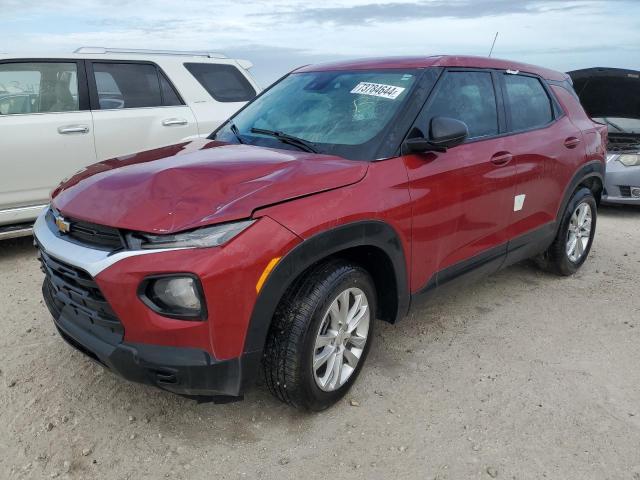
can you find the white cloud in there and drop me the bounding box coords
[3,0,639,85]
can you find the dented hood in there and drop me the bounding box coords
[52,139,368,233]
[568,67,640,119]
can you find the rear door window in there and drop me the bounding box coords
[0,62,79,114]
[426,71,499,139]
[92,63,182,109]
[503,74,554,131]
[184,63,256,102]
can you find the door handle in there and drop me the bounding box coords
[490,151,513,166]
[58,125,89,135]
[162,118,188,127]
[564,137,581,149]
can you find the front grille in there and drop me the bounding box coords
[619,185,631,197]
[38,248,123,335]
[48,209,125,251]
[608,135,640,153]
[69,219,124,250]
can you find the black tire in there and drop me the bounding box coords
[536,187,597,276]
[262,260,376,411]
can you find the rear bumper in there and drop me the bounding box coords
[43,279,260,398]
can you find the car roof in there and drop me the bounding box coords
[295,55,568,82]
[0,52,246,66]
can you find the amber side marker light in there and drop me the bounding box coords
[256,257,281,293]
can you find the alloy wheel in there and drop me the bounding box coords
[312,287,370,392]
[566,202,592,263]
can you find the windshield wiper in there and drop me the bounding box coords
[250,127,318,153]
[229,122,245,144]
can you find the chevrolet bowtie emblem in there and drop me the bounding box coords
[55,215,71,234]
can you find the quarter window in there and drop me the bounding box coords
[185,63,256,102]
[92,63,182,109]
[0,62,79,115]
[504,74,554,131]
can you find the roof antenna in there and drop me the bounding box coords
[488,32,499,57]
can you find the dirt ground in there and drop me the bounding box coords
[1,205,639,480]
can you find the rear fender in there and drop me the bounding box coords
[556,161,605,223]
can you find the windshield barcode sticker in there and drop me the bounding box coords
[351,82,405,99]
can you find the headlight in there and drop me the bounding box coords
[128,220,255,249]
[139,275,206,320]
[618,154,640,167]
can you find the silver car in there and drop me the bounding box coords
[569,68,640,205]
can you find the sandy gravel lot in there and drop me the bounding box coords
[1,206,639,480]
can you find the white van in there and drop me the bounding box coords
[0,47,260,239]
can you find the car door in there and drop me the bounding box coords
[0,59,95,224]
[87,61,198,160]
[403,69,518,291]
[497,72,585,259]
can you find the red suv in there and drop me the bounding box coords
[35,56,606,410]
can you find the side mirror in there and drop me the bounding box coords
[429,116,469,149]
[403,117,469,154]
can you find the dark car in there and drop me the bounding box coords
[569,67,640,204]
[34,56,606,410]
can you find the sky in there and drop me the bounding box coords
[3,0,640,86]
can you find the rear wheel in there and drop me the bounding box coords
[536,187,597,276]
[262,260,376,411]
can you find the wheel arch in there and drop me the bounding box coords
[242,220,410,355]
[579,175,604,205]
[557,160,605,224]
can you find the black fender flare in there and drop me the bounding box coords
[556,160,605,225]
[242,220,410,355]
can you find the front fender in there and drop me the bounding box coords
[242,220,410,355]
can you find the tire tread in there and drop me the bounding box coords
[537,187,596,276]
[262,260,364,408]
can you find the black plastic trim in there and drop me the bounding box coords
[556,161,605,224]
[242,220,410,354]
[412,221,556,304]
[491,70,509,134]
[438,243,506,287]
[48,292,257,397]
[504,222,557,267]
[415,242,506,297]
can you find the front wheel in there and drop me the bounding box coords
[262,260,376,411]
[536,187,597,276]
